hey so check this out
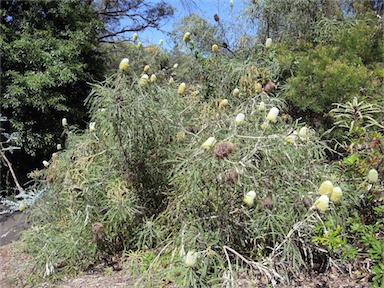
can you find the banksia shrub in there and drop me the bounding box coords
[22,71,178,275]
[157,93,361,281]
[21,37,366,286]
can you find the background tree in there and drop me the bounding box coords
[244,0,341,43]
[91,0,174,42]
[0,0,175,191]
[1,0,105,188]
[170,13,220,55]
[245,0,383,44]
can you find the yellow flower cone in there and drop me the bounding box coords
[212,44,219,53]
[255,82,262,92]
[183,32,191,43]
[201,137,216,150]
[261,121,269,130]
[314,195,329,211]
[219,99,229,109]
[119,58,130,73]
[150,74,157,83]
[185,251,198,267]
[259,101,266,112]
[232,88,240,96]
[266,107,279,123]
[243,190,256,207]
[318,180,333,196]
[178,82,186,94]
[235,113,245,125]
[265,38,272,48]
[285,132,298,144]
[299,127,308,138]
[139,74,149,87]
[368,168,379,183]
[19,203,26,212]
[89,122,96,132]
[330,187,343,203]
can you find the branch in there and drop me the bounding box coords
[98,21,159,40]
[0,143,24,193]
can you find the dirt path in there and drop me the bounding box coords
[0,242,135,288]
[0,212,29,247]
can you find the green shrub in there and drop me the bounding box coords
[277,16,384,130]
[22,43,365,285]
[280,45,370,123]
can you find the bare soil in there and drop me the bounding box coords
[0,243,135,288]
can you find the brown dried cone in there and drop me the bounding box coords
[186,125,199,134]
[225,167,240,184]
[92,222,105,241]
[214,14,220,22]
[281,113,293,123]
[263,81,276,94]
[46,172,56,183]
[261,196,273,210]
[214,141,235,159]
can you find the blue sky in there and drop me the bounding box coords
[120,0,249,49]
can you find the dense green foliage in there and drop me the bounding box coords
[0,0,105,187]
[277,16,384,130]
